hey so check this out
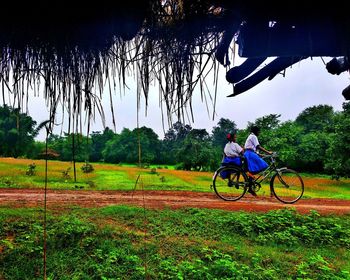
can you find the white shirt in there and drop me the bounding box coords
[224,142,243,157]
[244,133,260,152]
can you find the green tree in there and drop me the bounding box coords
[171,121,192,141]
[47,134,64,158]
[211,118,237,149]
[268,121,303,169]
[90,127,115,162]
[161,122,192,164]
[102,128,132,163]
[252,114,281,131]
[27,141,47,159]
[48,133,90,162]
[295,105,335,133]
[103,126,161,164]
[133,126,161,164]
[0,105,37,157]
[177,129,219,171]
[236,128,249,147]
[247,114,281,146]
[297,132,331,172]
[162,128,177,164]
[324,103,350,177]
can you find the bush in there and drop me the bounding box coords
[175,163,185,170]
[62,167,71,179]
[81,162,94,173]
[25,163,36,176]
[150,168,157,174]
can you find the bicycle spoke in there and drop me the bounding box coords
[213,166,247,201]
[272,169,304,204]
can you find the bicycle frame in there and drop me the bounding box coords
[250,154,287,185]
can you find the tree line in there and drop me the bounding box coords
[0,103,349,177]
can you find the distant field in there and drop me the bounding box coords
[0,157,349,200]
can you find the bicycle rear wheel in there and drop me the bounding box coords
[213,166,248,201]
[271,169,304,204]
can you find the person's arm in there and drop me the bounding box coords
[257,145,272,154]
[239,145,245,155]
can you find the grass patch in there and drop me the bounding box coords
[0,207,349,279]
[1,157,350,199]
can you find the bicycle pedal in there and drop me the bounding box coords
[247,188,258,197]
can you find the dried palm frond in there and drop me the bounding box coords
[0,0,234,135]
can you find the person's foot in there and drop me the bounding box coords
[247,172,256,179]
[247,188,257,197]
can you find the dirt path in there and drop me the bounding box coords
[0,188,349,215]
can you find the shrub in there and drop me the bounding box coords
[150,168,157,174]
[62,167,71,179]
[81,162,94,173]
[159,176,166,182]
[86,180,96,188]
[25,163,36,176]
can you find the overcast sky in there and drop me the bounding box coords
[30,56,349,141]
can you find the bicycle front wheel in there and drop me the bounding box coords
[213,166,248,201]
[271,169,304,204]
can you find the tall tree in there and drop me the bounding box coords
[297,132,331,172]
[251,114,281,131]
[324,103,350,177]
[133,126,161,164]
[267,121,303,169]
[90,127,115,162]
[171,121,192,141]
[0,105,37,157]
[246,114,281,150]
[162,122,192,164]
[295,105,335,133]
[102,128,132,163]
[46,132,90,162]
[103,126,161,164]
[211,118,237,149]
[177,129,219,171]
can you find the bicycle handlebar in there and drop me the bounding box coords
[262,152,278,159]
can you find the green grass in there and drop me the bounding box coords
[1,157,350,199]
[1,158,350,279]
[0,206,349,279]
[95,170,134,190]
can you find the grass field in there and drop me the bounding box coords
[0,206,349,279]
[1,157,350,279]
[0,157,349,200]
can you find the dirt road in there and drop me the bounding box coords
[0,188,349,215]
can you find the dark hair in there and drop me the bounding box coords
[251,126,260,134]
[226,132,236,141]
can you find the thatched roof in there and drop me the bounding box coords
[1,0,349,133]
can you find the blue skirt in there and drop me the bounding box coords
[220,156,242,179]
[244,150,268,174]
[222,156,242,166]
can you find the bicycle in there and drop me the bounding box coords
[211,153,304,204]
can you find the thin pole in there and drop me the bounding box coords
[137,89,141,166]
[43,125,49,280]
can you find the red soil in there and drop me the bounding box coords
[0,188,349,215]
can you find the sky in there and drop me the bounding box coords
[29,56,349,141]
